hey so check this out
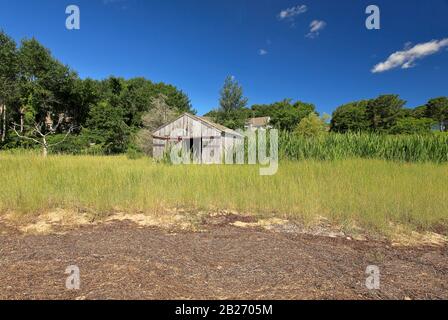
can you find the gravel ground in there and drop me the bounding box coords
[0,219,447,300]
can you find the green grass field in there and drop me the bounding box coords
[0,152,447,236]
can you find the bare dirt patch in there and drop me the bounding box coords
[4,209,446,247]
[0,214,447,300]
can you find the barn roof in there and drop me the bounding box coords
[153,113,244,138]
[190,114,243,137]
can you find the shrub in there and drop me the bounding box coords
[126,147,144,160]
[295,113,327,137]
[389,117,435,135]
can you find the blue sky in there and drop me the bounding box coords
[0,0,447,115]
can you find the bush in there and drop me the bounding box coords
[46,134,88,155]
[390,117,435,135]
[126,147,144,160]
[295,113,328,137]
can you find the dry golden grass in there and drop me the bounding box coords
[0,152,446,236]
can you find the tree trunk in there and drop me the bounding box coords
[1,104,6,143]
[20,108,25,133]
[42,137,48,157]
[0,104,3,139]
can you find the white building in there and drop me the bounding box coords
[245,117,272,130]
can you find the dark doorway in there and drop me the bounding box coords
[185,138,203,163]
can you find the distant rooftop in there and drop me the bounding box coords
[246,117,271,127]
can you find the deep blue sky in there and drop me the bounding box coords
[1,0,447,115]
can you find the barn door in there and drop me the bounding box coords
[184,138,203,164]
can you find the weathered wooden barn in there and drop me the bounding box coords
[153,113,244,164]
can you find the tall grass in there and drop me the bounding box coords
[0,153,446,235]
[279,133,448,163]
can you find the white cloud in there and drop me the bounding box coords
[258,49,268,56]
[306,20,326,38]
[278,5,307,21]
[372,38,448,73]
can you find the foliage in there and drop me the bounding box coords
[425,97,448,131]
[295,113,327,137]
[330,101,369,133]
[219,76,248,113]
[207,107,250,130]
[85,101,131,154]
[126,146,145,160]
[0,31,18,104]
[206,76,250,129]
[209,96,317,131]
[366,95,406,132]
[252,99,317,131]
[46,134,90,155]
[389,117,435,135]
[331,95,447,135]
[0,31,19,143]
[1,29,448,158]
[279,132,448,163]
[0,30,194,154]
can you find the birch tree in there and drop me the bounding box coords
[12,114,76,157]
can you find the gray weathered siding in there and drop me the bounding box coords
[153,114,243,164]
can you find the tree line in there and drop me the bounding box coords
[331,96,447,134]
[1,30,447,157]
[208,77,448,136]
[0,30,194,155]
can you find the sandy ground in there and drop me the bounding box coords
[0,215,447,300]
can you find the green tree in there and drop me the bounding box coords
[150,82,193,114]
[85,101,131,154]
[17,38,78,131]
[295,113,327,137]
[366,95,405,132]
[425,97,448,131]
[0,30,198,154]
[251,99,316,131]
[389,117,434,135]
[412,105,427,119]
[208,76,249,129]
[70,78,101,127]
[330,101,369,133]
[0,31,18,142]
[219,76,248,113]
[210,107,250,129]
[97,77,194,128]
